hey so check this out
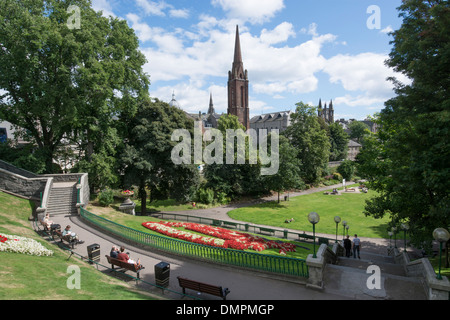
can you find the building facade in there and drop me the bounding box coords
[250,111,293,134]
[318,99,334,124]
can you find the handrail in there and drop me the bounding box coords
[80,208,309,278]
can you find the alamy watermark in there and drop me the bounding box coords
[67,5,81,30]
[171,122,280,176]
[66,265,81,290]
[367,5,381,30]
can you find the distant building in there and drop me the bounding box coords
[250,111,293,134]
[227,25,250,130]
[347,140,362,161]
[0,120,26,145]
[318,99,334,124]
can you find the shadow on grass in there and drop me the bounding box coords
[367,222,391,239]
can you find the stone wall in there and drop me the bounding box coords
[0,168,49,200]
[395,249,450,300]
[306,243,342,290]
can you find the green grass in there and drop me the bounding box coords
[228,187,392,239]
[107,197,220,213]
[86,203,314,260]
[0,191,157,300]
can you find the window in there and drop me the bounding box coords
[0,128,7,143]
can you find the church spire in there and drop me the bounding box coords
[208,92,215,115]
[231,25,245,80]
[234,25,242,64]
[227,25,250,130]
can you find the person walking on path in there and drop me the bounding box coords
[352,234,361,259]
[344,235,352,258]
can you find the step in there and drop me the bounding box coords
[323,263,427,300]
[338,256,406,277]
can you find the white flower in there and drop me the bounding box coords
[0,234,54,256]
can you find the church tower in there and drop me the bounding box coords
[228,25,250,130]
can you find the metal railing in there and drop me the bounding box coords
[80,208,309,278]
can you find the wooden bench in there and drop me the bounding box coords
[177,277,230,300]
[259,227,275,236]
[345,188,356,192]
[298,233,314,241]
[39,219,51,232]
[105,255,143,280]
[53,229,77,249]
[223,221,238,229]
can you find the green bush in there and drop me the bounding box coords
[195,188,215,205]
[98,188,115,207]
[337,160,355,181]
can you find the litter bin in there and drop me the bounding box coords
[87,244,100,264]
[155,262,170,288]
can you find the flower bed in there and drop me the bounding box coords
[0,233,54,256]
[142,221,296,253]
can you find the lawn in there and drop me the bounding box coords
[86,202,315,260]
[228,187,392,239]
[0,191,157,300]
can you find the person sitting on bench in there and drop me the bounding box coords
[42,213,54,229]
[62,225,84,244]
[117,246,144,269]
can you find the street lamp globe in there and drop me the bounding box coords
[433,228,450,243]
[308,212,320,225]
[433,228,450,280]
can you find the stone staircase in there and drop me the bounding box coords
[47,182,78,216]
[323,251,428,300]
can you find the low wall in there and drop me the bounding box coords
[306,243,342,290]
[0,168,49,201]
[0,160,89,217]
[395,249,450,300]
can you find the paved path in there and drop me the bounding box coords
[41,182,424,301]
[160,182,393,255]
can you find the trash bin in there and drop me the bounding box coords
[155,262,170,288]
[87,243,100,264]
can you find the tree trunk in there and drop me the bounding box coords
[139,179,147,216]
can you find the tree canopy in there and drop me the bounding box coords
[0,0,149,179]
[357,0,450,248]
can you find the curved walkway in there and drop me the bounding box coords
[44,182,420,300]
[161,182,392,255]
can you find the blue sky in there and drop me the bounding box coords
[93,0,408,120]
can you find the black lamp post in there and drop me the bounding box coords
[308,212,320,258]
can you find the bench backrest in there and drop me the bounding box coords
[105,255,139,272]
[177,277,225,297]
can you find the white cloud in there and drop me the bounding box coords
[135,0,168,16]
[170,9,190,19]
[325,52,411,110]
[380,25,394,34]
[92,0,116,18]
[325,53,395,96]
[260,22,295,45]
[212,0,285,24]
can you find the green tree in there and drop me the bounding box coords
[203,115,265,199]
[357,0,450,248]
[328,122,349,161]
[283,102,330,184]
[0,0,149,179]
[337,160,355,181]
[121,98,200,215]
[264,134,303,203]
[348,121,370,144]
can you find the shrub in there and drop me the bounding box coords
[195,188,215,205]
[337,160,355,181]
[98,188,115,207]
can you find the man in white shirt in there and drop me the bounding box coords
[352,234,361,259]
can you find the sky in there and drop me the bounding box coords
[92,0,409,120]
